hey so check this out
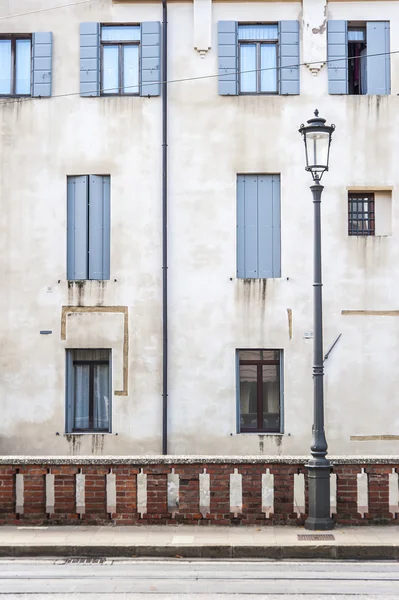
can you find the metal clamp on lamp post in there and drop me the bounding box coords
[299,110,335,531]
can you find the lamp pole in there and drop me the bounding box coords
[299,111,335,530]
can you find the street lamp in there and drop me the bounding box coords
[299,110,335,530]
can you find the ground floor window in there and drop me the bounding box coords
[66,349,111,433]
[238,349,282,433]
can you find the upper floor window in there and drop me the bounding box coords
[327,21,390,95]
[80,22,161,97]
[0,36,31,96]
[238,25,278,94]
[101,25,140,95]
[348,193,375,236]
[218,20,299,97]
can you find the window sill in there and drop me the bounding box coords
[65,432,112,436]
[237,432,284,436]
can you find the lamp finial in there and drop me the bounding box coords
[314,109,319,117]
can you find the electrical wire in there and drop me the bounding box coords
[0,47,397,106]
[0,0,94,21]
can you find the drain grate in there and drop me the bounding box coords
[65,558,107,565]
[298,534,335,541]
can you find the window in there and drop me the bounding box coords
[101,25,140,95]
[327,21,390,95]
[238,25,278,94]
[66,349,111,433]
[348,27,367,95]
[67,175,110,280]
[237,174,281,278]
[217,21,299,96]
[0,36,31,96]
[348,193,375,236]
[238,350,282,433]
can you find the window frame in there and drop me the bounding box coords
[0,34,32,97]
[100,24,140,96]
[238,24,278,95]
[66,349,112,434]
[348,192,375,236]
[237,349,283,434]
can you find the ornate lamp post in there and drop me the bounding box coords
[299,110,335,530]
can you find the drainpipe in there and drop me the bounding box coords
[162,0,168,455]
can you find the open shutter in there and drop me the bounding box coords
[237,176,245,278]
[367,22,390,95]
[32,32,52,97]
[140,21,161,97]
[65,350,74,433]
[237,176,258,278]
[67,176,88,280]
[218,21,238,96]
[80,22,100,97]
[88,176,110,280]
[278,21,300,95]
[258,175,281,278]
[327,20,348,94]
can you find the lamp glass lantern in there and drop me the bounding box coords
[299,110,335,181]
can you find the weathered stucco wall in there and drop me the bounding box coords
[0,0,399,456]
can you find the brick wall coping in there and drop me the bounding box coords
[0,455,398,465]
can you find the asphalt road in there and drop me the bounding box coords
[0,559,398,598]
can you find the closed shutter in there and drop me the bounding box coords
[88,176,110,280]
[218,21,238,96]
[67,176,89,280]
[278,21,300,95]
[237,175,281,279]
[367,21,390,95]
[80,22,100,97]
[65,350,74,433]
[140,21,161,97]
[327,20,348,95]
[258,175,281,278]
[32,32,52,97]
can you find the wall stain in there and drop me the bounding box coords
[258,435,264,454]
[65,434,82,456]
[275,435,282,456]
[287,308,293,340]
[312,19,326,35]
[91,434,105,455]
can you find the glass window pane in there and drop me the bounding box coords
[238,25,278,41]
[15,39,31,95]
[102,26,140,42]
[102,45,119,94]
[240,364,258,430]
[260,44,277,92]
[348,29,365,42]
[93,364,110,430]
[262,364,280,431]
[239,350,261,361]
[123,45,139,94]
[74,365,90,430]
[0,40,11,95]
[240,44,256,93]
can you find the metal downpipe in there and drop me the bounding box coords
[162,0,168,455]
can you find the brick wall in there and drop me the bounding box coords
[0,459,398,526]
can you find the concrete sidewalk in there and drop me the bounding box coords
[0,525,399,560]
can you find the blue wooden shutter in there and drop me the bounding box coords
[67,176,88,280]
[367,21,390,95]
[80,22,100,97]
[65,350,74,433]
[278,21,300,95]
[218,21,238,96]
[88,176,110,280]
[258,175,281,278]
[327,20,348,94]
[32,32,52,97]
[237,175,258,278]
[140,22,161,97]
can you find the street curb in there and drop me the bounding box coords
[0,545,398,560]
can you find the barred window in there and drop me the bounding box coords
[348,193,375,236]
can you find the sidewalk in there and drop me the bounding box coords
[0,525,399,560]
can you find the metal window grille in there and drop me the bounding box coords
[348,193,375,236]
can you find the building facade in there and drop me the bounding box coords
[0,0,398,457]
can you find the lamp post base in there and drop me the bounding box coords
[305,461,334,531]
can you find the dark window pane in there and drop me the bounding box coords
[240,364,258,430]
[239,350,261,361]
[262,364,280,431]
